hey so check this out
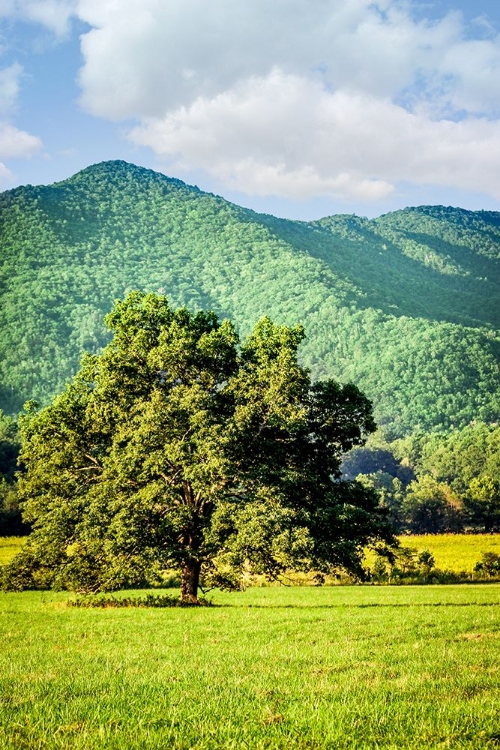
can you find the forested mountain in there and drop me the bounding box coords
[1,160,499,437]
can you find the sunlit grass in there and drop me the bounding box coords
[398,534,500,573]
[1,585,499,748]
[0,536,25,566]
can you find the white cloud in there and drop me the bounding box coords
[75,0,500,119]
[215,161,394,203]
[129,70,396,202]
[0,121,42,159]
[0,63,22,113]
[130,70,500,202]
[71,1,500,203]
[0,64,42,168]
[76,0,399,118]
[0,0,77,37]
[438,36,500,114]
[8,0,500,204]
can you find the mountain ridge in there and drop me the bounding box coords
[1,160,499,437]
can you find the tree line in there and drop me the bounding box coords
[342,423,500,533]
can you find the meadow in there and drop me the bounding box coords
[396,534,500,574]
[1,584,499,749]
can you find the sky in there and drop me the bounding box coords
[2,0,500,220]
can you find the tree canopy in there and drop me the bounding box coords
[3,292,393,600]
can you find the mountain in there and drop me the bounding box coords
[1,160,499,437]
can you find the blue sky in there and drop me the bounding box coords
[2,0,500,219]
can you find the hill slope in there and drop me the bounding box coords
[1,160,499,437]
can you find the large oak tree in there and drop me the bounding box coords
[4,292,394,600]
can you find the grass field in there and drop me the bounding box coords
[395,535,500,573]
[1,585,499,749]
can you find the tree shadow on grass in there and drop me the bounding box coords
[66,593,215,608]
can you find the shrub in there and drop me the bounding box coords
[474,552,500,578]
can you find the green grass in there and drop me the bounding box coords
[398,534,500,573]
[1,585,499,748]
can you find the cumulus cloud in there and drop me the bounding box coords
[75,0,500,119]
[70,0,500,203]
[129,70,392,201]
[0,121,42,159]
[8,0,500,204]
[130,70,500,201]
[75,1,432,118]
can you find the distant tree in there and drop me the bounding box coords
[390,423,500,532]
[417,550,435,578]
[382,547,435,582]
[395,423,500,496]
[401,476,463,534]
[341,445,403,480]
[3,292,394,600]
[354,472,406,531]
[466,476,500,532]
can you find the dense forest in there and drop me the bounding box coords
[0,160,499,440]
[342,422,500,534]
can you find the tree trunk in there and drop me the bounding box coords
[180,559,201,603]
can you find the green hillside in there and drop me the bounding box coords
[1,160,499,437]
